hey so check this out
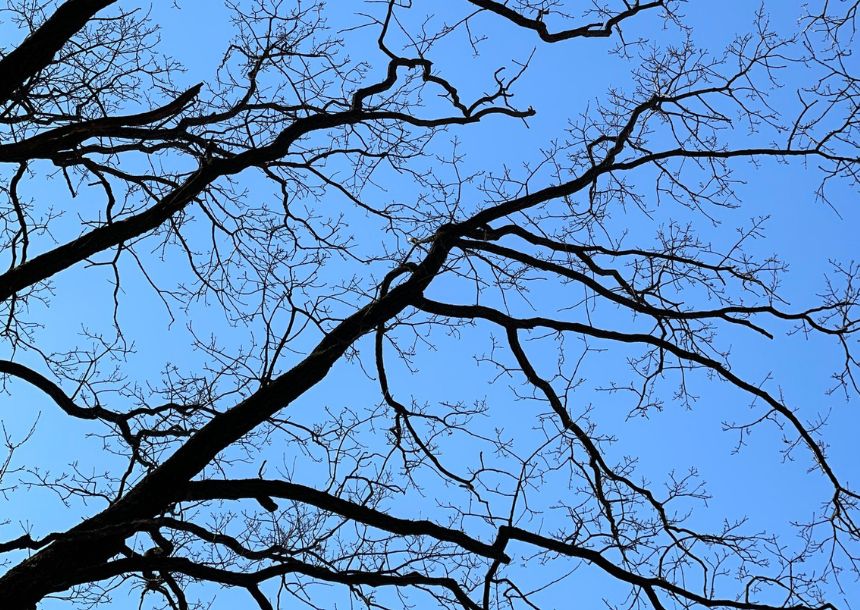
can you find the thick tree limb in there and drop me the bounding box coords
[182,478,509,562]
[0,84,202,162]
[466,0,665,42]
[0,0,117,103]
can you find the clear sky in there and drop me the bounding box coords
[0,1,858,609]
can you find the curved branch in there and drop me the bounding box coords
[80,555,482,610]
[467,0,665,42]
[414,297,852,501]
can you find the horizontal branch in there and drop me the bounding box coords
[467,0,665,42]
[81,555,482,610]
[182,478,509,563]
[456,237,854,338]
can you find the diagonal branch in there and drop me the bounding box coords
[0,0,117,103]
[0,84,202,163]
[496,526,837,610]
[413,297,854,505]
[182,478,509,562]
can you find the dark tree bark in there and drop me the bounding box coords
[0,1,857,609]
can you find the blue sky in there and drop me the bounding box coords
[0,1,858,609]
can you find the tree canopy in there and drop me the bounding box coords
[0,1,858,609]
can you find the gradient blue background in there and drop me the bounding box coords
[0,1,857,608]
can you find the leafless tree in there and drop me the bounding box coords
[0,1,858,609]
